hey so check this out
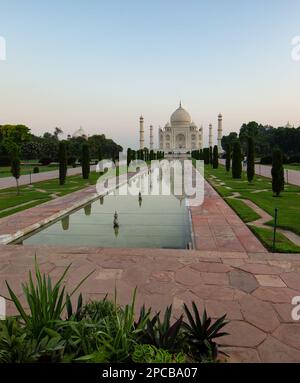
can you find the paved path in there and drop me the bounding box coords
[0,165,97,190]
[1,245,300,362]
[219,159,300,187]
[190,181,267,253]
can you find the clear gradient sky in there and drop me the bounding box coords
[0,0,299,149]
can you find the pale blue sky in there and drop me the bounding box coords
[0,0,299,149]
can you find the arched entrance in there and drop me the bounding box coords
[176,134,186,149]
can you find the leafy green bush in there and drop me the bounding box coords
[33,166,39,173]
[83,297,115,322]
[0,318,65,363]
[132,344,186,363]
[39,157,52,166]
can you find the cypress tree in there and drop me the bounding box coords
[225,143,231,172]
[11,156,21,195]
[247,136,255,183]
[209,146,213,165]
[271,147,285,197]
[213,145,219,169]
[98,146,103,162]
[82,143,90,180]
[232,140,242,179]
[203,148,210,165]
[199,149,204,161]
[127,148,131,167]
[150,149,154,161]
[58,141,67,185]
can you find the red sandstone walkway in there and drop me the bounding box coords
[190,181,267,253]
[1,245,300,362]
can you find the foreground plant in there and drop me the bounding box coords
[183,302,228,362]
[0,261,229,363]
[0,317,65,363]
[139,305,183,353]
[132,344,186,363]
[2,257,94,339]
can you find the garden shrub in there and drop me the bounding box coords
[0,261,229,364]
[39,157,52,166]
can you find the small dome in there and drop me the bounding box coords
[165,122,171,128]
[170,102,192,126]
[191,121,197,128]
[72,127,87,138]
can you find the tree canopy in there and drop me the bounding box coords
[222,122,300,158]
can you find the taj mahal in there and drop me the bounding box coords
[139,102,223,153]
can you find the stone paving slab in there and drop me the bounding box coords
[190,181,267,253]
[1,244,300,363]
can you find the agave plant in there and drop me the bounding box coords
[182,302,228,362]
[2,257,94,339]
[140,305,183,353]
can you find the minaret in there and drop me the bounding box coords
[209,124,213,148]
[139,115,144,149]
[199,125,203,149]
[218,113,223,152]
[149,125,154,150]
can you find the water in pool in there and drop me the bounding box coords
[17,169,192,249]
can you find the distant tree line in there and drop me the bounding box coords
[126,148,164,165]
[0,125,123,166]
[222,121,300,162]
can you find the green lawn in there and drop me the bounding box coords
[0,165,128,219]
[250,226,300,253]
[204,164,300,253]
[225,198,260,223]
[284,164,300,171]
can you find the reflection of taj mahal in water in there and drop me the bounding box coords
[138,102,223,153]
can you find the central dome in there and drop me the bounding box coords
[170,103,192,126]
